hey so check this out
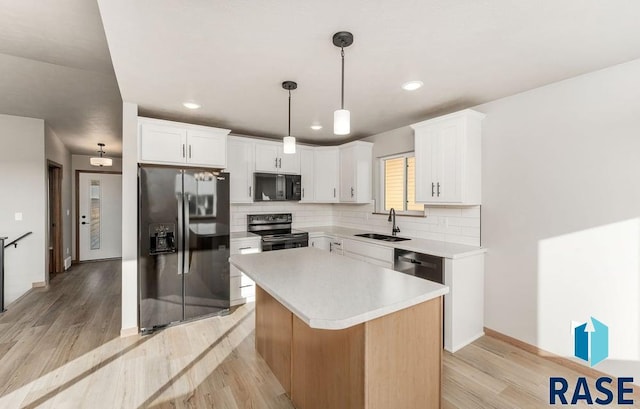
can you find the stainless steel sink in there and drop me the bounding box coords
[354,233,411,242]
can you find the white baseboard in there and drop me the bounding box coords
[32,281,47,288]
[120,326,139,337]
[64,257,72,270]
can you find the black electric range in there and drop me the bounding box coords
[247,213,308,252]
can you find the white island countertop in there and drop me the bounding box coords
[230,247,449,330]
[303,225,486,259]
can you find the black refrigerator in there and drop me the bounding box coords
[138,165,230,333]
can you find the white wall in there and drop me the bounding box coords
[71,154,122,260]
[477,58,640,380]
[0,114,46,305]
[121,102,138,335]
[45,126,72,269]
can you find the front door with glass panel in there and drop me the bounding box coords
[79,172,123,261]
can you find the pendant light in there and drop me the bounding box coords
[90,143,113,167]
[282,80,297,154]
[332,31,353,135]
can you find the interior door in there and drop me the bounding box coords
[79,172,122,261]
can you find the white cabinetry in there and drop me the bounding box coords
[299,147,315,202]
[313,147,339,203]
[230,236,261,306]
[309,235,330,251]
[339,141,373,204]
[342,238,394,269]
[411,109,484,204]
[254,141,300,174]
[227,137,254,203]
[138,117,229,168]
[444,253,485,352]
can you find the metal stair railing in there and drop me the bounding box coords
[1,232,33,312]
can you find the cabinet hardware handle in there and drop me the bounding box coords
[278,158,282,168]
[188,145,192,159]
[238,247,251,250]
[239,284,253,288]
[249,186,252,197]
[311,242,314,247]
[182,144,186,158]
[437,182,441,197]
[334,188,336,198]
[275,158,278,168]
[431,182,435,197]
[302,188,304,198]
[351,187,354,197]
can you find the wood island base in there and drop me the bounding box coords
[255,286,443,409]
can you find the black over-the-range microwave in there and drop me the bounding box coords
[253,173,302,201]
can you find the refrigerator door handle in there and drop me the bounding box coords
[177,192,184,275]
[183,193,191,274]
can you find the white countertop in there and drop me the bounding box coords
[302,225,485,259]
[230,231,261,241]
[230,247,449,330]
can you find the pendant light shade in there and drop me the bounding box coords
[283,136,296,154]
[332,31,353,136]
[333,109,350,135]
[90,143,113,167]
[282,81,297,154]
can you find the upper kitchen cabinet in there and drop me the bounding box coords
[411,109,484,205]
[138,117,230,168]
[299,146,315,202]
[254,140,300,174]
[227,136,255,203]
[339,141,373,204]
[313,147,339,203]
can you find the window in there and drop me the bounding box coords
[380,153,424,214]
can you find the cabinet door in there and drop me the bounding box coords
[139,123,187,165]
[186,129,227,168]
[254,143,280,172]
[313,148,339,202]
[435,121,463,203]
[339,145,356,202]
[414,126,437,202]
[299,147,315,202]
[279,147,301,174]
[227,138,254,203]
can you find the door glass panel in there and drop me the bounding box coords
[90,180,101,250]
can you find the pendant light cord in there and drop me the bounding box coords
[288,89,292,136]
[340,47,345,109]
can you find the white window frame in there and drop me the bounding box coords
[378,152,425,216]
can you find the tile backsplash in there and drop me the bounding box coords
[231,202,481,246]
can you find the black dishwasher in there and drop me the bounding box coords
[393,248,444,284]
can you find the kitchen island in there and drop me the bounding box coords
[230,247,449,409]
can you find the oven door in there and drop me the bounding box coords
[262,237,308,252]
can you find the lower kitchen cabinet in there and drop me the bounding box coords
[230,236,261,306]
[342,238,394,269]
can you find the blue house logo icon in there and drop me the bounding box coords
[574,317,608,367]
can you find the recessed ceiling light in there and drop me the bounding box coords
[183,102,201,109]
[310,124,323,131]
[401,81,424,91]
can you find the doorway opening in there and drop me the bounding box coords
[47,161,64,278]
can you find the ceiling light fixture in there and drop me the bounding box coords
[332,31,353,135]
[90,143,113,167]
[402,80,424,91]
[282,80,297,154]
[310,124,323,131]
[183,102,201,109]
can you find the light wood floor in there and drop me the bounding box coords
[0,261,636,408]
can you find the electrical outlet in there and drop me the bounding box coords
[66,209,70,216]
[66,248,70,255]
[14,212,23,221]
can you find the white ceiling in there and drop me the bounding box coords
[97,0,640,145]
[3,2,640,153]
[0,0,122,156]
